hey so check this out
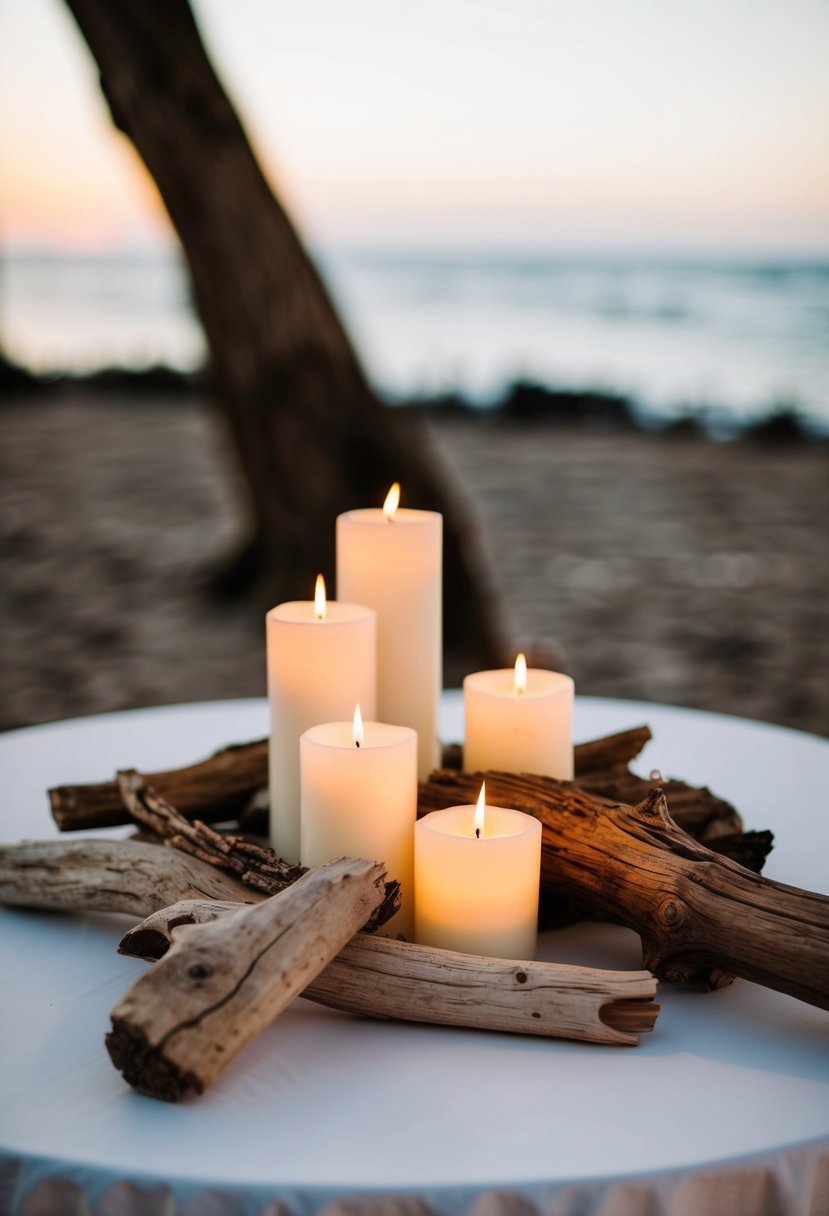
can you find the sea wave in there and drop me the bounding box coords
[2,246,828,429]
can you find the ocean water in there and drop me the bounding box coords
[3,247,828,430]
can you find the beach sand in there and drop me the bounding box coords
[1,390,827,738]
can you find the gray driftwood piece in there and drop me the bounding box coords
[106,856,388,1101]
[0,839,659,1049]
[0,838,253,916]
[122,898,658,1047]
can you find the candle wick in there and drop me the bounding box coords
[355,740,361,748]
[475,827,480,839]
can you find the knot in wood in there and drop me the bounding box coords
[514,970,528,985]
[188,963,213,980]
[658,899,684,928]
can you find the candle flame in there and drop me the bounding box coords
[352,703,364,748]
[383,482,401,520]
[513,652,527,695]
[474,781,486,838]
[314,574,327,621]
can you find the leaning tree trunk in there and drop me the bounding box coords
[62,0,506,673]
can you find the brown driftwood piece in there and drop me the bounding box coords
[49,738,268,831]
[0,839,254,917]
[576,772,743,842]
[121,901,657,1046]
[49,726,741,848]
[116,771,400,933]
[106,857,389,1101]
[420,771,829,1011]
[0,840,658,1047]
[49,732,647,831]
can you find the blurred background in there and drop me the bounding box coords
[1,0,828,736]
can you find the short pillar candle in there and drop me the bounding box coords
[464,655,574,779]
[336,484,442,781]
[300,711,417,940]
[414,784,542,960]
[266,577,376,863]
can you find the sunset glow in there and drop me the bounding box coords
[2,0,828,254]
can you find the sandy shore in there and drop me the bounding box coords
[1,390,827,737]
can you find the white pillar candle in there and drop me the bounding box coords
[464,654,574,779]
[300,709,417,939]
[266,576,376,863]
[337,484,442,781]
[414,784,541,960]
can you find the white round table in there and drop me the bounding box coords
[1,696,828,1216]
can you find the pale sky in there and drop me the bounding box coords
[2,0,828,253]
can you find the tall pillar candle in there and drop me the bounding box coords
[337,485,442,780]
[266,577,376,863]
[414,784,542,959]
[301,710,417,939]
[464,654,574,779]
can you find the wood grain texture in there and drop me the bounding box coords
[420,770,829,1009]
[0,840,658,1048]
[120,899,659,1047]
[0,838,253,917]
[115,771,400,932]
[49,738,268,831]
[105,857,388,1100]
[49,726,752,860]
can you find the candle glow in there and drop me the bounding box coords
[337,492,442,780]
[414,798,542,959]
[314,574,327,621]
[300,718,418,938]
[464,665,574,780]
[353,703,364,748]
[474,782,486,838]
[383,482,401,520]
[266,594,376,862]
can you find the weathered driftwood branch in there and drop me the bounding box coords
[49,738,268,831]
[0,838,255,917]
[106,857,389,1101]
[49,727,748,849]
[314,935,657,1043]
[0,840,659,1047]
[116,771,400,933]
[49,732,647,829]
[122,903,657,1048]
[420,771,829,1011]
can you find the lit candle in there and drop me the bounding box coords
[337,483,442,781]
[266,576,376,863]
[300,706,417,939]
[464,654,574,779]
[414,782,542,959]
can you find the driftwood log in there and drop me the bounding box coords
[49,726,753,851]
[0,838,254,916]
[114,771,399,934]
[420,771,829,1011]
[0,839,658,1050]
[49,739,269,831]
[106,857,389,1101]
[121,903,657,1046]
[119,762,814,1009]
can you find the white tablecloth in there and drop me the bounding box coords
[1,696,828,1216]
